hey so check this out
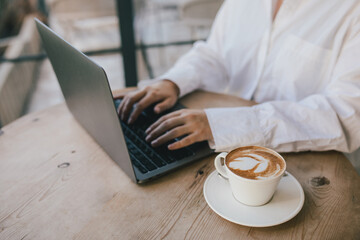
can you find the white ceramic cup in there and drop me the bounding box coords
[214,146,286,206]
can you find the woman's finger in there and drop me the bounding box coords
[118,96,128,117]
[121,90,147,121]
[154,98,176,114]
[116,89,138,114]
[146,116,184,142]
[146,110,182,134]
[167,133,198,150]
[150,126,190,147]
[128,92,160,124]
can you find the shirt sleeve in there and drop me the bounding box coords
[205,17,360,153]
[143,0,230,97]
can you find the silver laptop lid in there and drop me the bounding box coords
[35,19,137,182]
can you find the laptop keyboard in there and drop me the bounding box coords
[117,101,195,174]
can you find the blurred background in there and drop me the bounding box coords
[0,0,223,127]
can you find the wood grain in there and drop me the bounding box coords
[0,91,359,240]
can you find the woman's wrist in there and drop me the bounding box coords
[162,79,180,97]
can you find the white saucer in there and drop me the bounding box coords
[203,170,305,227]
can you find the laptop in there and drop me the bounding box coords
[35,19,213,183]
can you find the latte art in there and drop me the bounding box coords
[226,147,285,180]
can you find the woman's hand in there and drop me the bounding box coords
[145,109,214,150]
[115,80,179,124]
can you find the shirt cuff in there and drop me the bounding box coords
[204,107,265,152]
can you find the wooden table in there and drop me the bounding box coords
[1,91,359,239]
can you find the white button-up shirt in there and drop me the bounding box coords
[143,0,360,154]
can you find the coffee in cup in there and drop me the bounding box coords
[214,146,286,206]
[225,146,285,180]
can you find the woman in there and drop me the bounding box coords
[116,0,360,157]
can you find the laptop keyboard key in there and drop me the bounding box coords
[120,109,200,173]
[149,154,166,167]
[139,157,157,171]
[130,155,148,174]
[168,148,194,161]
